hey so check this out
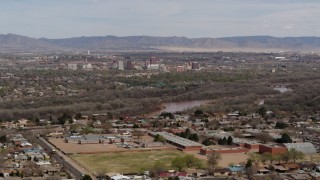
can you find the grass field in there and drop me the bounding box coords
[71,150,191,174]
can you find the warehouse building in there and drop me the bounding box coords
[149,132,203,150]
[259,144,288,154]
[283,142,317,154]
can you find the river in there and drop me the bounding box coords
[149,100,211,117]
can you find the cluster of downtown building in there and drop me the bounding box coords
[66,56,201,72]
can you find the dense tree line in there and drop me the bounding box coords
[0,61,319,120]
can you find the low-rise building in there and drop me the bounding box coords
[200,146,249,155]
[149,132,203,150]
[259,144,287,154]
[283,142,317,154]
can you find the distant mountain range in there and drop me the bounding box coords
[0,34,60,52]
[1,33,320,52]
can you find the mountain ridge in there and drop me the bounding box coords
[0,33,61,52]
[1,33,320,52]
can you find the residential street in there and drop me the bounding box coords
[23,131,96,180]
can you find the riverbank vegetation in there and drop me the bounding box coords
[0,52,319,121]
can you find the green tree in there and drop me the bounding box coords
[151,161,167,176]
[74,113,82,120]
[276,133,292,143]
[275,122,289,129]
[185,128,191,137]
[245,159,253,168]
[227,136,233,145]
[288,148,305,163]
[223,137,227,144]
[194,109,204,116]
[188,133,199,142]
[264,152,274,164]
[202,138,214,146]
[218,137,228,145]
[35,118,40,126]
[248,152,260,167]
[171,157,187,171]
[57,113,72,125]
[274,154,282,164]
[0,135,7,143]
[81,174,92,180]
[184,154,202,168]
[80,126,94,135]
[160,112,174,119]
[107,112,113,120]
[57,117,66,125]
[260,153,270,164]
[154,134,166,143]
[168,177,180,180]
[258,107,266,117]
[280,152,291,163]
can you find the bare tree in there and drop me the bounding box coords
[101,122,112,133]
[207,152,221,175]
[280,152,290,163]
[96,168,107,179]
[248,152,260,167]
[255,132,273,143]
[289,148,305,163]
[133,130,146,139]
[246,166,258,180]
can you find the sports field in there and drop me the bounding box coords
[71,150,189,173]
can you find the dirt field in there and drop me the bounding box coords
[48,137,120,154]
[184,150,249,167]
[48,135,177,154]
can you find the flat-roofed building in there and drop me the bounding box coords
[149,132,203,150]
[259,144,287,154]
[283,142,317,154]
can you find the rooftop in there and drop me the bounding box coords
[283,142,317,154]
[209,132,259,145]
[150,132,203,147]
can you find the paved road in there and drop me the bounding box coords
[23,131,95,180]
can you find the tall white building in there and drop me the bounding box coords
[118,60,124,70]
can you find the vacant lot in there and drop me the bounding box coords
[184,150,249,167]
[72,150,191,173]
[48,136,176,154]
[48,137,120,154]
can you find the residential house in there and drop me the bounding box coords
[14,154,28,162]
[45,167,61,175]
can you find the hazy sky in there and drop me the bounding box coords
[1,0,320,38]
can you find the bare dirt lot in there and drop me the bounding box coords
[184,150,249,167]
[49,137,120,154]
[48,135,176,154]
